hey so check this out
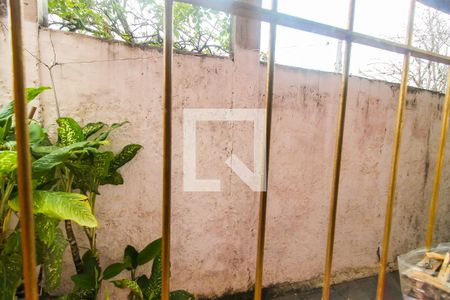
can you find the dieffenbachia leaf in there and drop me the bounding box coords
[0,86,50,120]
[0,253,22,299]
[111,279,143,300]
[57,117,85,146]
[103,263,126,280]
[95,121,128,142]
[29,121,46,145]
[9,191,98,227]
[93,150,114,178]
[124,245,139,270]
[41,228,68,291]
[110,144,142,171]
[99,171,124,186]
[147,255,162,300]
[35,214,59,245]
[0,151,17,175]
[137,238,162,266]
[169,290,196,300]
[82,122,106,138]
[32,141,94,173]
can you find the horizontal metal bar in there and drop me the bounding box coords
[177,0,450,66]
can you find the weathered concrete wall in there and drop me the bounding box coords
[34,29,450,297]
[0,0,41,101]
[0,7,449,297]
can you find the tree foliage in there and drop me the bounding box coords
[359,6,449,93]
[48,0,231,55]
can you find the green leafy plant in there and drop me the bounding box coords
[36,116,143,298]
[104,238,195,300]
[48,0,231,55]
[0,87,99,298]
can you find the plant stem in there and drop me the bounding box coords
[63,168,84,274]
[0,181,14,217]
[0,181,15,238]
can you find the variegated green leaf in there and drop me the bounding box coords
[35,214,59,245]
[57,117,85,146]
[0,253,22,299]
[110,144,142,171]
[9,191,98,227]
[100,171,124,186]
[112,279,143,300]
[32,141,92,172]
[0,151,17,175]
[93,150,114,178]
[170,290,195,300]
[147,255,162,300]
[82,122,106,138]
[42,228,68,291]
[95,121,128,141]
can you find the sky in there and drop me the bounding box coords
[259,0,444,77]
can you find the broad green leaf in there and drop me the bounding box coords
[82,122,106,138]
[57,117,85,146]
[9,191,98,227]
[35,214,59,245]
[103,262,126,280]
[0,253,22,299]
[110,144,142,171]
[0,151,17,175]
[112,279,143,300]
[100,170,124,186]
[26,86,51,101]
[0,116,12,141]
[42,228,68,291]
[137,238,162,266]
[71,250,101,298]
[147,255,162,300]
[71,273,97,298]
[0,86,50,120]
[124,245,139,270]
[95,121,128,141]
[31,145,60,157]
[93,150,114,178]
[2,230,20,256]
[32,141,92,172]
[29,121,46,145]
[67,158,97,193]
[170,290,195,300]
[137,275,151,299]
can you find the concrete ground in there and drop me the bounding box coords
[272,272,402,300]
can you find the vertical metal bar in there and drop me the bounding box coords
[8,0,38,299]
[376,1,416,299]
[425,70,450,249]
[321,1,356,299]
[161,0,173,299]
[254,0,277,299]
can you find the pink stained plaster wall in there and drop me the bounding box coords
[1,23,449,297]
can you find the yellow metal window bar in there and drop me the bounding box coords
[162,0,173,299]
[321,0,355,299]
[177,0,450,66]
[8,0,38,299]
[254,0,277,299]
[8,0,450,298]
[376,0,416,299]
[425,70,450,250]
